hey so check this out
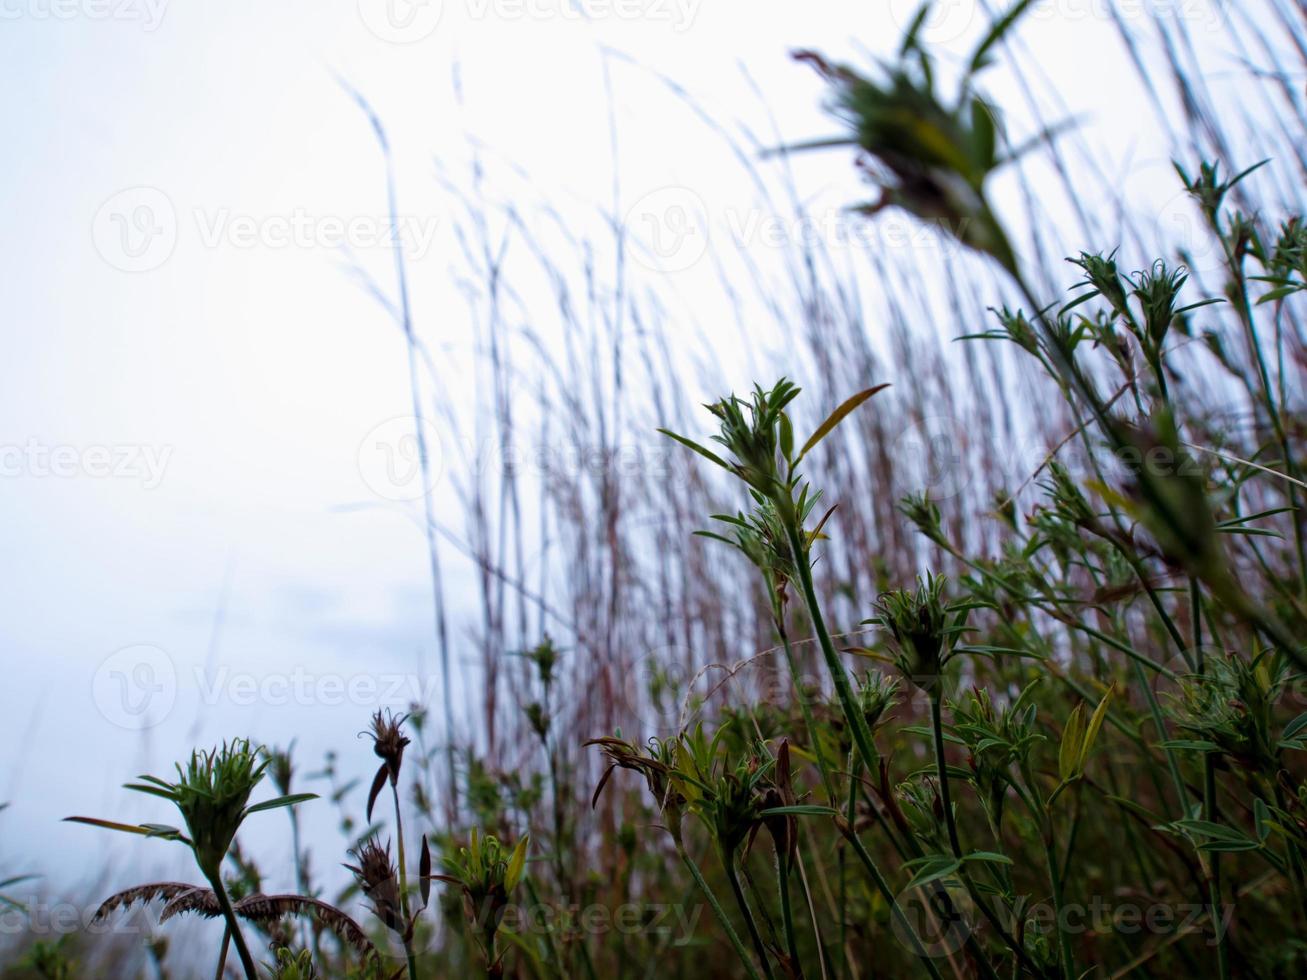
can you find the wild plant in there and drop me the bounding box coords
[65,740,374,979]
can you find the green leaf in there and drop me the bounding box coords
[1158,739,1222,753]
[779,411,794,462]
[64,816,160,837]
[1059,702,1085,782]
[505,835,529,892]
[657,429,732,471]
[140,823,185,839]
[1106,795,1164,825]
[1254,798,1271,842]
[969,0,1037,76]
[244,793,319,816]
[963,851,1013,865]
[900,725,966,745]
[905,855,962,889]
[759,805,838,817]
[1282,712,1307,744]
[1078,684,1114,772]
[1199,839,1263,853]
[795,385,890,465]
[1174,819,1259,851]
[64,817,190,845]
[1256,284,1303,304]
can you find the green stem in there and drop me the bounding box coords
[1203,754,1231,980]
[1194,577,1232,980]
[1041,828,1075,980]
[675,840,764,980]
[929,690,963,859]
[213,928,230,980]
[776,856,803,979]
[724,857,777,980]
[839,829,945,980]
[208,872,258,980]
[777,620,838,807]
[784,522,879,780]
[787,520,1006,980]
[392,782,418,980]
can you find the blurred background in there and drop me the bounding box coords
[1,0,1303,973]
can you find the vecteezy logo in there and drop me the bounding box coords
[92,186,177,273]
[624,187,709,273]
[357,0,444,43]
[92,645,177,729]
[893,414,970,501]
[891,878,976,958]
[1153,185,1226,280]
[357,416,445,501]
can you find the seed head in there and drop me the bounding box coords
[344,837,403,935]
[173,739,268,877]
[870,574,959,688]
[365,710,411,784]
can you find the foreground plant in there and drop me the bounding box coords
[429,829,529,978]
[359,709,423,977]
[64,739,376,979]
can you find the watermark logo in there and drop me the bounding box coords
[0,0,170,30]
[92,186,177,273]
[358,0,444,43]
[357,415,446,501]
[1153,185,1225,280]
[92,644,176,729]
[893,414,971,501]
[93,188,441,272]
[892,879,976,958]
[624,187,709,273]
[0,440,172,488]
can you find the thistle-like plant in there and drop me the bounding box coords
[65,739,344,980]
[661,378,891,786]
[1166,650,1286,776]
[345,832,434,979]
[588,734,686,834]
[590,727,793,980]
[950,683,1044,826]
[428,830,528,978]
[363,709,412,824]
[867,573,973,689]
[358,709,424,978]
[788,1,1048,277]
[268,947,318,979]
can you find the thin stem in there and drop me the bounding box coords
[288,807,313,955]
[724,857,777,980]
[784,522,879,780]
[208,872,258,980]
[777,619,838,807]
[1203,754,1231,980]
[1193,577,1232,980]
[1039,828,1075,980]
[929,690,963,859]
[213,928,230,980]
[787,519,1005,980]
[777,856,803,979]
[839,829,946,980]
[675,840,765,980]
[392,782,418,980]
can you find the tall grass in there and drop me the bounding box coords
[7,1,1307,977]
